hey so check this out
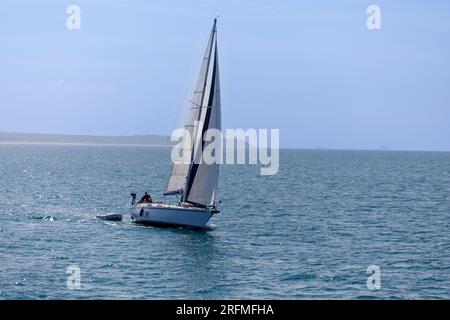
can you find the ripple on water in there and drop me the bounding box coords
[0,147,449,299]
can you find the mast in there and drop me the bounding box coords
[165,19,221,208]
[183,19,217,205]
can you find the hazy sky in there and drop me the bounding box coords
[1,0,449,150]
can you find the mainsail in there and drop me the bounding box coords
[164,19,221,207]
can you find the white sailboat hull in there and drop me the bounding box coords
[130,203,213,229]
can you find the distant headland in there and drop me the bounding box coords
[0,132,173,147]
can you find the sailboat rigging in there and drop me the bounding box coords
[131,19,221,229]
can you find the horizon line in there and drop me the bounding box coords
[0,131,449,153]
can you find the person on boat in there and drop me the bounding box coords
[140,192,152,204]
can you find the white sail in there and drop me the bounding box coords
[165,19,221,207]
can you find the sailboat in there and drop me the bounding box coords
[130,19,221,229]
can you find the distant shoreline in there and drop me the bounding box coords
[0,141,171,147]
[0,132,448,152]
[0,131,173,147]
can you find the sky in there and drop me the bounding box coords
[1,0,449,150]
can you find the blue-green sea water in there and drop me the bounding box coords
[0,145,449,299]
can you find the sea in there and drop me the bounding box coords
[0,144,449,299]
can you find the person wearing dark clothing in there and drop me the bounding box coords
[140,192,152,204]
